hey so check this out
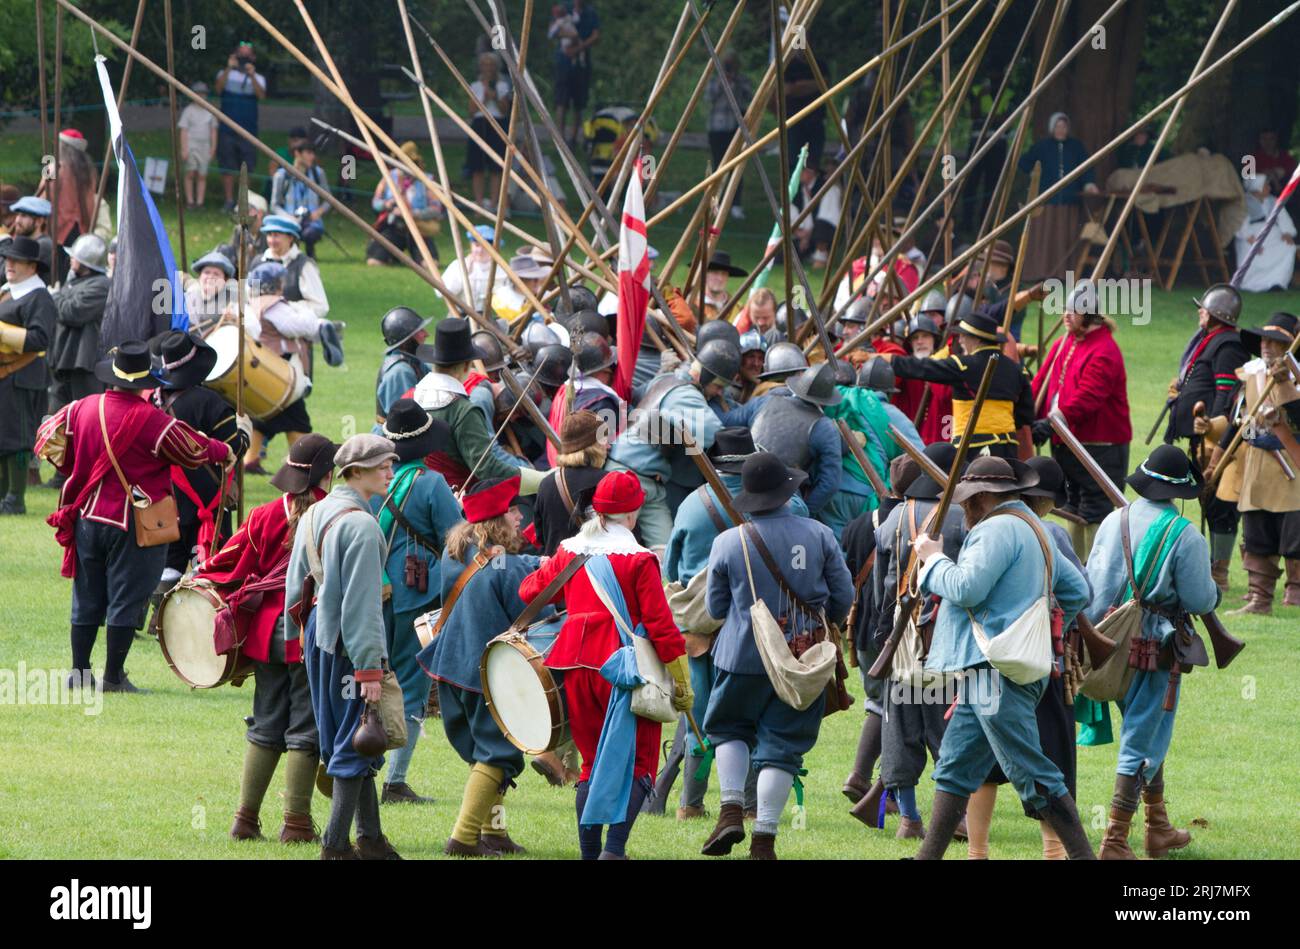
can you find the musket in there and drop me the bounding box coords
[835,418,888,500]
[1048,409,1245,669]
[868,354,999,680]
[234,163,250,525]
[677,424,744,528]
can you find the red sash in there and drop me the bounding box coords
[172,464,234,564]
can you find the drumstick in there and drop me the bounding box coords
[684,709,708,751]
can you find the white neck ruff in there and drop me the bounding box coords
[560,519,650,557]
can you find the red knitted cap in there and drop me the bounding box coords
[592,471,645,514]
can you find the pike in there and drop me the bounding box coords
[90,0,147,228]
[163,0,187,268]
[835,418,889,500]
[868,354,999,680]
[498,369,562,452]
[886,424,1115,667]
[233,164,251,524]
[677,424,744,529]
[1048,409,1245,670]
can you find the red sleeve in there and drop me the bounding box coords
[519,547,573,605]
[1030,338,1061,404]
[158,418,231,467]
[1057,340,1120,427]
[630,554,685,664]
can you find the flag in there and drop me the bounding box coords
[1231,163,1300,287]
[750,142,808,294]
[613,158,651,401]
[96,55,188,355]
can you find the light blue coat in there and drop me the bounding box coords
[369,468,462,615]
[609,369,722,484]
[921,499,1091,674]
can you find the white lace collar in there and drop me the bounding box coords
[560,519,650,557]
[413,372,468,411]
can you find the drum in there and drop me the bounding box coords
[480,615,567,755]
[203,322,304,421]
[158,579,251,689]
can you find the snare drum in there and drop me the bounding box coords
[480,615,568,755]
[158,579,251,689]
[203,323,304,421]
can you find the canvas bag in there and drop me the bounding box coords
[1079,507,1184,702]
[585,557,677,724]
[738,525,838,711]
[965,508,1055,685]
[665,568,723,657]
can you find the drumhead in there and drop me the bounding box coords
[159,586,229,688]
[205,324,239,380]
[482,640,557,754]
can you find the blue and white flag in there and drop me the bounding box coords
[96,55,188,355]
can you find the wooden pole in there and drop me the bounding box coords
[90,0,146,228]
[772,0,796,334]
[51,1,62,282]
[36,0,49,158]
[164,0,187,268]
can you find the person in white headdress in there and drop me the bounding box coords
[1234,174,1296,293]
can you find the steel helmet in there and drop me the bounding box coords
[832,358,856,386]
[907,313,941,339]
[696,319,741,352]
[857,357,898,394]
[696,339,741,386]
[533,343,573,389]
[524,321,562,359]
[944,293,975,330]
[1192,283,1242,326]
[380,306,430,347]
[560,284,599,315]
[842,297,873,324]
[64,233,108,274]
[759,341,809,379]
[471,330,506,372]
[738,329,768,354]
[788,362,843,406]
[575,331,616,374]
[919,288,947,314]
[565,308,611,340]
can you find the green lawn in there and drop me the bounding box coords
[2,126,1299,860]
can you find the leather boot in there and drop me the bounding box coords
[1098,806,1138,859]
[749,831,777,860]
[229,805,262,840]
[530,751,569,788]
[1228,552,1279,615]
[381,781,433,804]
[914,791,967,860]
[1284,558,1300,607]
[356,834,403,860]
[320,842,359,860]
[848,778,887,827]
[480,831,526,855]
[443,836,499,858]
[1143,780,1192,859]
[279,812,319,844]
[1210,559,1230,593]
[953,816,969,842]
[896,816,925,839]
[700,801,746,856]
[1036,795,1096,860]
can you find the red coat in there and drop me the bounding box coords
[197,489,326,664]
[1032,323,1132,444]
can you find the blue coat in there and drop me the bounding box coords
[427,544,548,692]
[374,353,424,429]
[609,369,722,485]
[369,467,462,615]
[1084,498,1219,642]
[664,473,810,585]
[706,510,853,675]
[921,500,1090,674]
[720,393,843,514]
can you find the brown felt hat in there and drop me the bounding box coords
[951,456,1038,504]
[560,410,606,454]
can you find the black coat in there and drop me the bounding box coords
[51,271,110,373]
[0,283,56,452]
[532,465,606,555]
[154,385,249,529]
[1169,329,1248,441]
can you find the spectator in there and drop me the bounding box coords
[553,0,600,145]
[1247,127,1297,194]
[35,130,99,283]
[1115,125,1170,170]
[705,52,753,220]
[365,141,443,267]
[271,136,330,257]
[467,53,511,211]
[791,155,842,267]
[1017,112,1098,281]
[178,83,218,208]
[781,52,829,168]
[1234,175,1296,292]
[440,224,510,313]
[215,42,267,212]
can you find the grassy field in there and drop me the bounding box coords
[2,124,1299,860]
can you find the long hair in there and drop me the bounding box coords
[555,442,608,469]
[284,490,317,549]
[445,515,522,563]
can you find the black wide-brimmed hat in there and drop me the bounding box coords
[0,235,48,275]
[904,442,959,500]
[382,398,452,463]
[270,433,339,494]
[732,451,807,513]
[149,329,219,390]
[708,427,756,475]
[951,455,1038,504]
[1240,312,1298,357]
[1023,455,1068,507]
[94,340,161,390]
[706,250,748,277]
[1126,444,1203,501]
[955,305,1006,344]
[425,317,487,366]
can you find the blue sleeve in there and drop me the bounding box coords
[706,534,733,621]
[822,526,855,623]
[1018,141,1042,173]
[1170,530,1221,615]
[429,475,463,548]
[721,397,762,427]
[922,520,1015,608]
[803,417,843,514]
[1083,511,1127,623]
[881,403,923,452]
[377,362,417,417]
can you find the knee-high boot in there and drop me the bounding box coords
[1143,766,1192,858]
[1099,773,1140,860]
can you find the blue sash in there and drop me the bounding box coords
[580,554,648,826]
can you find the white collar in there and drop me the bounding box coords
[577,375,619,399]
[413,372,467,411]
[5,273,46,300]
[560,520,651,557]
[261,245,300,264]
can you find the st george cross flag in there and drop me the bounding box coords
[95,55,189,356]
[613,158,651,401]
